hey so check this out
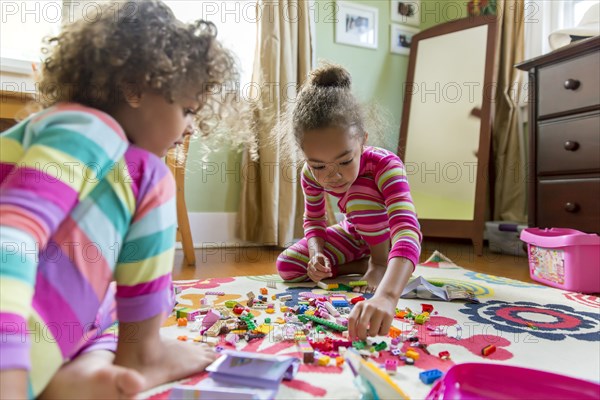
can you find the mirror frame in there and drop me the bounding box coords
[398,16,497,256]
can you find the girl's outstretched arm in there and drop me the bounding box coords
[347,257,413,340]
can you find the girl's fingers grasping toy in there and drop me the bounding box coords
[276,63,422,340]
[307,253,333,282]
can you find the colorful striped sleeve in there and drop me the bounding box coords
[373,152,422,268]
[113,149,176,323]
[301,163,328,241]
[0,105,128,371]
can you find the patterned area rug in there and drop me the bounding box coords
[148,263,600,399]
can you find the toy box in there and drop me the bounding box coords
[520,228,600,293]
[426,363,600,399]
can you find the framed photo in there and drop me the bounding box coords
[390,24,419,55]
[390,0,420,27]
[335,1,378,49]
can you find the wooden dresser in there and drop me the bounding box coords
[517,37,600,233]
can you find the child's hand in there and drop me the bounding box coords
[307,253,332,282]
[348,294,396,340]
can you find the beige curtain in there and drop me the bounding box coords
[492,0,527,223]
[238,0,313,247]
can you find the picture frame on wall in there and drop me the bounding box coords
[335,1,379,49]
[390,24,419,55]
[390,0,421,27]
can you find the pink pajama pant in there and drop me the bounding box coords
[276,220,373,282]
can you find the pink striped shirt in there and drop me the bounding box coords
[301,146,421,267]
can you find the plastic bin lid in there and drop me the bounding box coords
[426,363,600,400]
[520,228,600,247]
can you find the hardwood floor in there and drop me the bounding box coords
[173,238,534,283]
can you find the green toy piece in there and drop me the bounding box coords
[349,280,368,287]
[352,340,366,350]
[299,314,348,332]
[374,341,387,351]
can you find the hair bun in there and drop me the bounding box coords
[310,64,351,89]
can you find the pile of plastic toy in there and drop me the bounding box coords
[170,282,476,384]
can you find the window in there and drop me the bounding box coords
[0,1,62,74]
[0,0,257,84]
[524,0,597,58]
[164,0,257,88]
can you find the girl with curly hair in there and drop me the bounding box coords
[276,64,422,341]
[0,1,238,398]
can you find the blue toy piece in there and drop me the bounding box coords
[331,299,349,307]
[419,369,443,384]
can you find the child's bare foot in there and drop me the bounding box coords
[152,339,218,382]
[40,350,145,400]
[354,261,387,294]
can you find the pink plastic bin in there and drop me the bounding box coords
[426,363,600,400]
[519,228,600,293]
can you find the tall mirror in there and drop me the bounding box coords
[398,16,497,256]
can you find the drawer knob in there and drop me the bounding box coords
[564,202,580,213]
[564,79,580,90]
[564,140,579,151]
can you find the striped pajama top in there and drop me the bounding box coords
[301,146,422,267]
[0,103,176,395]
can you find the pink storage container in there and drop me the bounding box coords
[426,363,600,399]
[520,228,600,293]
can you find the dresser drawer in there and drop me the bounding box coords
[537,113,600,175]
[538,51,600,118]
[537,178,600,232]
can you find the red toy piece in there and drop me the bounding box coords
[421,304,434,313]
[482,344,496,356]
[350,296,365,305]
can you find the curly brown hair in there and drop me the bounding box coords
[38,0,238,135]
[291,63,366,147]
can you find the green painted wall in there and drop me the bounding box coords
[314,0,408,153]
[420,0,468,30]
[184,0,466,213]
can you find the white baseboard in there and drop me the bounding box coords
[174,212,259,249]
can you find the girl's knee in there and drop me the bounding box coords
[276,251,308,282]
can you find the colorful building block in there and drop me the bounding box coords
[317,356,331,366]
[224,300,238,308]
[421,303,434,313]
[297,340,314,364]
[260,288,268,295]
[204,320,226,337]
[482,344,496,356]
[317,281,339,290]
[350,296,365,305]
[348,280,368,287]
[385,359,398,374]
[388,326,402,338]
[405,350,420,360]
[419,369,443,384]
[374,341,387,351]
[298,314,348,331]
[415,314,429,324]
